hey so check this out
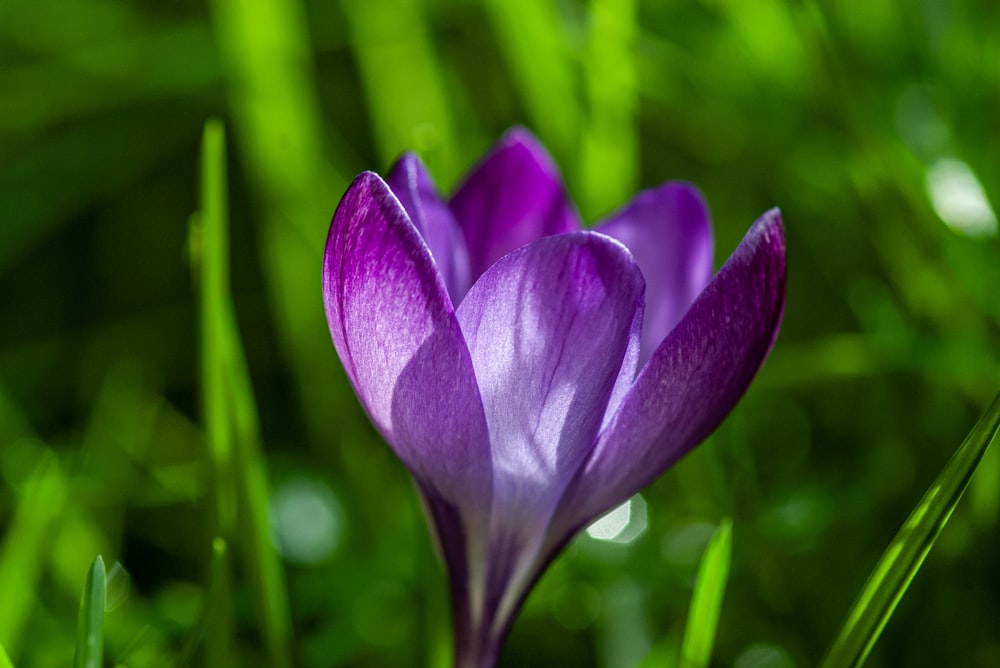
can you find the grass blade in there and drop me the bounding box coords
[207,0,354,453]
[198,119,238,541]
[204,538,234,668]
[73,556,106,668]
[0,639,13,668]
[821,390,1000,668]
[340,0,459,183]
[578,0,637,219]
[679,518,733,668]
[197,119,293,668]
[175,537,231,667]
[0,441,68,655]
[483,0,577,161]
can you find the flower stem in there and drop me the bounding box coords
[453,628,501,668]
[451,592,503,668]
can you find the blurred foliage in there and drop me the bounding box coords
[1,0,999,667]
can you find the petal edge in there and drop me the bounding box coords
[597,181,714,368]
[450,128,581,281]
[322,171,494,581]
[556,209,786,532]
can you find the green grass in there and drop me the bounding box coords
[0,640,13,668]
[196,120,292,668]
[822,392,1000,668]
[679,519,733,668]
[73,556,106,668]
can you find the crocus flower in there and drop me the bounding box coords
[323,129,785,668]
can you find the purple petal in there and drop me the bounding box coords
[556,209,786,534]
[454,230,644,627]
[386,153,472,303]
[601,305,643,433]
[597,182,714,369]
[323,172,493,609]
[450,128,581,282]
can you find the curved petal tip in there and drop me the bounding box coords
[553,206,787,534]
[450,128,580,279]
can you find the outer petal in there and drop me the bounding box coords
[556,209,786,534]
[450,128,581,281]
[597,182,714,369]
[455,230,644,631]
[386,153,472,303]
[601,296,643,433]
[323,172,493,619]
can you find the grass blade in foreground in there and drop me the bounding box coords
[198,119,293,668]
[679,518,733,668]
[208,0,353,452]
[73,556,106,668]
[0,640,13,668]
[821,390,1000,668]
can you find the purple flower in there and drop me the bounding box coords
[323,129,785,667]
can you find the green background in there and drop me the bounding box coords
[1,0,998,666]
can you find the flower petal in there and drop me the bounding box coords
[455,230,644,628]
[450,128,581,281]
[601,305,643,432]
[556,209,786,534]
[322,172,493,608]
[386,153,472,303]
[597,182,714,368]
